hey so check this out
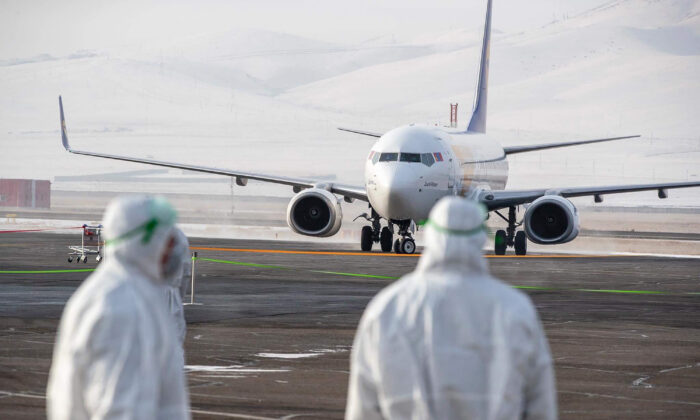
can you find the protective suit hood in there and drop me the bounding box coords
[103,195,177,283]
[416,196,488,275]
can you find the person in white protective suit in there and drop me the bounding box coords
[47,195,191,420]
[163,227,191,348]
[346,197,557,420]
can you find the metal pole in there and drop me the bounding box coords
[190,251,197,305]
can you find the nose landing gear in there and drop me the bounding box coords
[393,220,416,254]
[493,206,527,255]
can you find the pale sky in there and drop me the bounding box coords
[1,0,609,59]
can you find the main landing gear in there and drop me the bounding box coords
[493,206,527,256]
[356,210,415,254]
[357,209,393,253]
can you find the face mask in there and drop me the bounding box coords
[162,252,183,280]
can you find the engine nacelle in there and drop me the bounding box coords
[523,195,580,244]
[287,188,342,237]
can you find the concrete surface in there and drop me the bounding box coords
[0,233,698,419]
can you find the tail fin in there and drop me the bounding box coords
[466,0,492,134]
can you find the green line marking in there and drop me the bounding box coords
[312,270,399,280]
[198,257,288,270]
[0,269,96,274]
[513,285,556,291]
[198,257,398,280]
[574,288,670,295]
[4,258,689,296]
[195,257,698,296]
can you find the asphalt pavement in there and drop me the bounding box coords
[0,233,698,419]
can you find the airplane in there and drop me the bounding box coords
[58,0,700,255]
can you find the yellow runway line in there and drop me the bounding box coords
[189,246,613,258]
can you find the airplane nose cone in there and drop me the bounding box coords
[371,165,418,220]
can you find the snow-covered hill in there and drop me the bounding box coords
[0,0,698,206]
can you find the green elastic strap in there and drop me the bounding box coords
[419,218,486,236]
[104,218,159,246]
[104,198,177,246]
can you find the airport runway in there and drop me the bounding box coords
[0,232,698,419]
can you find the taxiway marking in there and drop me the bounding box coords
[195,257,698,296]
[190,246,612,258]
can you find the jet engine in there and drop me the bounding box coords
[523,195,579,244]
[287,188,342,237]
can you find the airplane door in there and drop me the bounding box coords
[447,150,455,190]
[436,138,456,193]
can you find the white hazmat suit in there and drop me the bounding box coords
[346,197,557,420]
[47,196,191,420]
[163,227,190,347]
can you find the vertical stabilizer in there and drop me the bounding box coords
[466,0,492,133]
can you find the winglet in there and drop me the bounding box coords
[59,96,71,151]
[337,127,382,138]
[466,0,492,134]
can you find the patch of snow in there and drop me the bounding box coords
[185,365,289,374]
[255,352,320,359]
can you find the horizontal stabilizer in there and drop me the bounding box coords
[503,135,640,155]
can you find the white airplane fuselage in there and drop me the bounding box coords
[365,125,508,222]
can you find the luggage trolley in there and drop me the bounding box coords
[68,224,103,263]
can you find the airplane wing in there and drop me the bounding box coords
[59,97,368,202]
[337,127,383,138]
[479,181,700,211]
[503,135,641,155]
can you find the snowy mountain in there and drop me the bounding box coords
[0,0,698,206]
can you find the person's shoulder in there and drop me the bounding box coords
[359,273,420,326]
[63,264,139,324]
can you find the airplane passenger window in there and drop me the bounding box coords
[421,153,435,167]
[379,153,399,162]
[400,153,421,163]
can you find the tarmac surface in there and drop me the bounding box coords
[0,232,698,419]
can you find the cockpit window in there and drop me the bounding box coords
[400,153,421,163]
[421,153,435,167]
[379,152,399,162]
[372,152,380,164]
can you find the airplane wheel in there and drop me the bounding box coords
[400,238,416,255]
[68,257,73,263]
[393,239,402,254]
[361,226,373,251]
[380,227,393,252]
[83,256,88,264]
[96,255,102,262]
[494,230,507,255]
[514,231,527,256]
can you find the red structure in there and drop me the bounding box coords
[0,179,51,209]
[450,103,458,128]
